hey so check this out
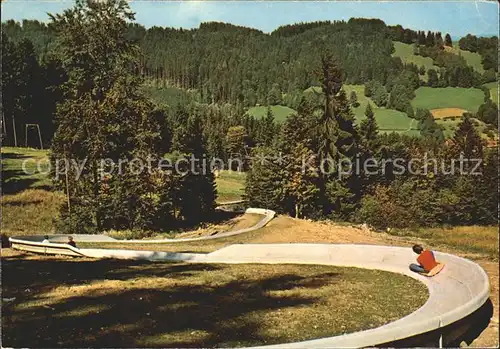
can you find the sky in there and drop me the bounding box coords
[1,1,498,38]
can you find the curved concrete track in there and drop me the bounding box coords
[9,213,490,348]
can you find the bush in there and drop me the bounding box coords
[354,185,416,229]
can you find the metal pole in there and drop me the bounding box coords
[438,319,443,348]
[65,157,71,215]
[36,125,43,149]
[12,115,17,147]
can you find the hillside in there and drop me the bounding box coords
[391,41,440,77]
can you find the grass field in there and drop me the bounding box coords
[246,105,296,122]
[342,84,374,120]
[483,82,499,105]
[342,85,417,132]
[2,147,52,193]
[412,87,484,113]
[216,170,246,202]
[446,44,485,73]
[1,252,426,348]
[1,147,63,237]
[142,85,197,107]
[391,41,440,78]
[307,85,418,134]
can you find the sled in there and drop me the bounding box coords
[420,263,445,277]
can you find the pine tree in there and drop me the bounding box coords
[178,111,217,224]
[245,146,286,211]
[267,83,282,105]
[284,143,320,218]
[316,53,358,164]
[417,109,444,142]
[49,0,163,232]
[359,103,378,146]
[444,33,453,47]
[452,116,484,159]
[427,69,439,87]
[349,90,359,107]
[225,125,247,170]
[259,106,276,146]
[316,53,360,216]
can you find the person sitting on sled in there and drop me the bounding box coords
[410,244,438,273]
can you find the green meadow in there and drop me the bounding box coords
[411,87,484,113]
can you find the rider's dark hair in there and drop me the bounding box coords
[412,244,424,254]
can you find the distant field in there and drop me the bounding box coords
[306,85,418,135]
[412,87,484,113]
[246,105,296,122]
[392,41,440,78]
[343,84,375,120]
[445,44,485,73]
[431,108,467,118]
[483,82,499,105]
[142,84,197,107]
[371,109,416,131]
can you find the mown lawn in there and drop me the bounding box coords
[412,87,484,113]
[1,252,427,348]
[246,105,296,122]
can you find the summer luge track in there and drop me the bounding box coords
[9,208,490,348]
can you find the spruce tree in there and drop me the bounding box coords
[349,90,359,107]
[245,146,286,211]
[284,143,320,218]
[259,106,276,146]
[178,111,217,224]
[444,33,453,47]
[359,103,378,146]
[316,53,360,216]
[49,0,163,232]
[452,116,484,159]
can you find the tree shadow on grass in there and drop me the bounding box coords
[2,256,340,347]
[1,152,52,195]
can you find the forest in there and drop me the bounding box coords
[1,0,498,233]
